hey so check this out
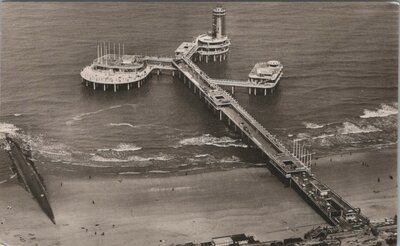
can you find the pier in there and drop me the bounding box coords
[81,53,176,92]
[172,51,369,231]
[80,6,372,235]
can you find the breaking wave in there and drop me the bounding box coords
[360,103,398,119]
[220,155,241,163]
[338,122,382,135]
[149,186,190,192]
[97,143,142,152]
[312,134,335,140]
[179,134,247,148]
[0,122,20,140]
[303,122,324,129]
[194,154,210,158]
[118,171,141,175]
[91,154,173,163]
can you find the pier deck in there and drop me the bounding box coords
[211,77,281,92]
[172,54,370,231]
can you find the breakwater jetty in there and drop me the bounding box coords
[5,136,55,224]
[81,5,373,238]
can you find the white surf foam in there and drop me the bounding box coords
[109,123,135,128]
[97,143,142,152]
[338,122,382,135]
[148,170,171,174]
[179,167,206,172]
[91,154,173,162]
[179,134,247,148]
[220,155,241,163]
[194,154,209,158]
[118,171,141,175]
[149,186,190,192]
[312,134,335,140]
[360,103,398,119]
[303,122,324,129]
[13,114,22,117]
[0,122,20,139]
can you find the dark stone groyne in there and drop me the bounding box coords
[5,136,55,224]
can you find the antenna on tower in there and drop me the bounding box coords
[100,43,103,64]
[108,42,111,59]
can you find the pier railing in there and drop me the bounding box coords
[179,56,308,170]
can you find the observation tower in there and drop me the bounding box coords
[195,6,231,63]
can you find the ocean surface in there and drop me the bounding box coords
[0,2,398,180]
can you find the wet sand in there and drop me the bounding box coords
[0,147,396,245]
[312,146,397,220]
[0,168,324,246]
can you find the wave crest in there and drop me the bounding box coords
[303,122,324,129]
[179,134,247,148]
[97,143,142,152]
[0,122,20,140]
[338,122,382,135]
[91,154,173,163]
[360,103,398,119]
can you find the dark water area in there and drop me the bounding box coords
[0,2,398,178]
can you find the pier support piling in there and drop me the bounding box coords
[114,84,117,92]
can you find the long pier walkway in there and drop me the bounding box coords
[172,49,370,232]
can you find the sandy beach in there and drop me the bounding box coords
[312,146,397,220]
[0,147,397,246]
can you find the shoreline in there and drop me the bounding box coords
[0,145,396,245]
[25,143,397,179]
